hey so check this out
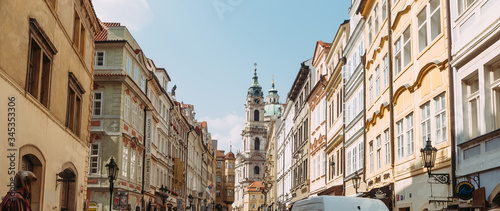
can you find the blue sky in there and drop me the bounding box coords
[93,0,351,153]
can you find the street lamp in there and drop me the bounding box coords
[420,138,450,184]
[352,171,360,194]
[159,185,168,210]
[187,194,193,210]
[105,157,119,211]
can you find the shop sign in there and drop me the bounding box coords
[456,181,475,200]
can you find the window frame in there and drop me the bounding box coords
[95,50,105,66]
[66,72,85,136]
[92,91,103,116]
[89,141,101,174]
[434,93,447,143]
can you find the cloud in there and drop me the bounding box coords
[200,113,244,153]
[92,0,153,31]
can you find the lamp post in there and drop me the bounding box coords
[105,157,119,211]
[420,138,450,184]
[352,171,360,194]
[187,194,193,210]
[159,185,168,211]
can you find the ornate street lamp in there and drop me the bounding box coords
[420,138,450,184]
[159,185,168,210]
[352,171,360,194]
[105,157,119,211]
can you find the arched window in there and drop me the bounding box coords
[254,166,260,175]
[254,138,260,150]
[254,110,259,121]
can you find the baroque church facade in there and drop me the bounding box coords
[233,67,281,211]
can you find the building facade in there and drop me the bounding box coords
[451,0,500,209]
[290,59,313,205]
[0,0,100,210]
[215,150,235,211]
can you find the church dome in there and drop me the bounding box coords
[225,151,235,159]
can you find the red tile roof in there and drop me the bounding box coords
[216,150,225,158]
[246,181,265,192]
[95,21,122,41]
[225,151,235,159]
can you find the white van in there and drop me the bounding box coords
[291,196,389,211]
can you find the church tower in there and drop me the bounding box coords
[234,65,269,210]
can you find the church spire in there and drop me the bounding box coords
[248,63,262,97]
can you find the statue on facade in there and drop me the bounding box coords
[171,85,177,96]
[0,171,37,211]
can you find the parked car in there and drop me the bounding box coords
[291,196,389,211]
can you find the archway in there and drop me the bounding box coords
[19,145,45,211]
[58,163,78,211]
[489,183,500,208]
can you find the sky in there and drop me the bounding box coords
[92,0,351,153]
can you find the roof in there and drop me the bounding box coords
[95,22,121,41]
[216,150,225,158]
[246,181,265,192]
[225,151,235,159]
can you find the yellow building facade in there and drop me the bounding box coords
[0,0,100,210]
[361,0,452,210]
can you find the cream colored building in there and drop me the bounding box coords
[243,181,265,211]
[0,0,100,210]
[323,20,349,197]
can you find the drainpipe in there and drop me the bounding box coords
[386,0,396,200]
[445,0,457,193]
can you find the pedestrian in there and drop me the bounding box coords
[0,171,37,211]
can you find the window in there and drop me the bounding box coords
[26,19,56,108]
[406,113,414,155]
[132,103,137,128]
[383,54,388,88]
[134,67,140,82]
[130,150,136,179]
[254,109,260,121]
[376,136,381,169]
[396,119,404,159]
[421,102,431,146]
[458,0,476,15]
[216,189,220,197]
[138,109,144,133]
[368,18,373,45]
[126,57,132,75]
[255,138,260,150]
[140,75,145,91]
[89,143,100,174]
[122,146,129,177]
[124,95,130,122]
[375,66,380,97]
[252,204,256,209]
[369,76,373,104]
[137,154,142,181]
[347,151,351,174]
[417,0,441,52]
[374,3,379,33]
[384,129,390,165]
[434,93,447,143]
[73,10,86,56]
[369,142,374,173]
[491,64,500,129]
[467,77,480,138]
[227,189,232,196]
[261,195,263,199]
[217,162,221,168]
[252,195,256,199]
[93,91,103,116]
[217,175,221,182]
[95,51,105,66]
[254,166,260,175]
[382,0,387,20]
[394,26,411,75]
[66,73,84,135]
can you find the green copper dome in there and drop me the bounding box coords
[268,80,278,96]
[248,68,263,97]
